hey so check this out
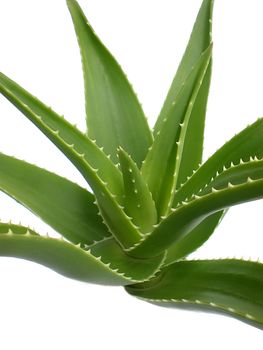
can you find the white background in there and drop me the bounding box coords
[0,0,263,348]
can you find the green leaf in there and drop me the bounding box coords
[173,118,263,206]
[128,176,263,258]
[162,118,263,264]
[154,0,213,135]
[164,158,263,264]
[66,0,152,166]
[141,46,212,218]
[126,259,263,328]
[199,158,263,195]
[88,237,165,284]
[0,73,142,248]
[164,211,224,265]
[0,152,109,245]
[0,222,164,286]
[175,61,212,189]
[118,147,157,234]
[0,72,123,201]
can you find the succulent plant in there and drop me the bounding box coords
[0,0,263,329]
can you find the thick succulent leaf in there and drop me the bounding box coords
[0,222,129,285]
[0,222,165,286]
[199,158,263,195]
[154,0,213,135]
[127,177,263,258]
[118,148,157,234]
[0,72,123,201]
[88,237,165,283]
[0,152,109,245]
[141,46,212,218]
[174,118,263,206]
[175,61,212,189]
[164,211,224,265]
[0,74,142,248]
[162,118,263,263]
[126,259,263,328]
[66,0,152,166]
[165,158,263,264]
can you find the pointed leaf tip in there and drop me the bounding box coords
[67,0,152,166]
[154,0,214,136]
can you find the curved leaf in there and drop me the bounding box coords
[164,159,263,264]
[174,118,263,206]
[67,0,152,166]
[0,152,109,245]
[199,158,263,195]
[0,222,128,286]
[0,222,165,286]
[128,177,263,258]
[0,74,142,248]
[164,118,263,263]
[0,72,123,200]
[88,237,165,284]
[126,259,263,328]
[164,211,224,265]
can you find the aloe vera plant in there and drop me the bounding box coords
[0,0,263,330]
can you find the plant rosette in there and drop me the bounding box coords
[0,0,263,329]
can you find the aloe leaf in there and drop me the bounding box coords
[0,222,125,286]
[154,0,213,135]
[128,176,263,258]
[0,222,164,286]
[0,72,122,201]
[163,119,263,263]
[88,237,165,284]
[126,259,263,328]
[199,158,263,195]
[174,61,212,189]
[0,152,109,245]
[66,0,152,166]
[174,118,263,206]
[142,46,212,218]
[165,119,263,261]
[164,211,224,265]
[0,74,142,248]
[164,158,263,264]
[118,147,157,234]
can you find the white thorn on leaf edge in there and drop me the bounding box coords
[137,297,255,321]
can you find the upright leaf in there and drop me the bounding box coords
[175,62,212,188]
[0,153,109,245]
[67,0,152,166]
[126,259,263,328]
[118,147,157,234]
[142,46,212,218]
[154,0,213,134]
